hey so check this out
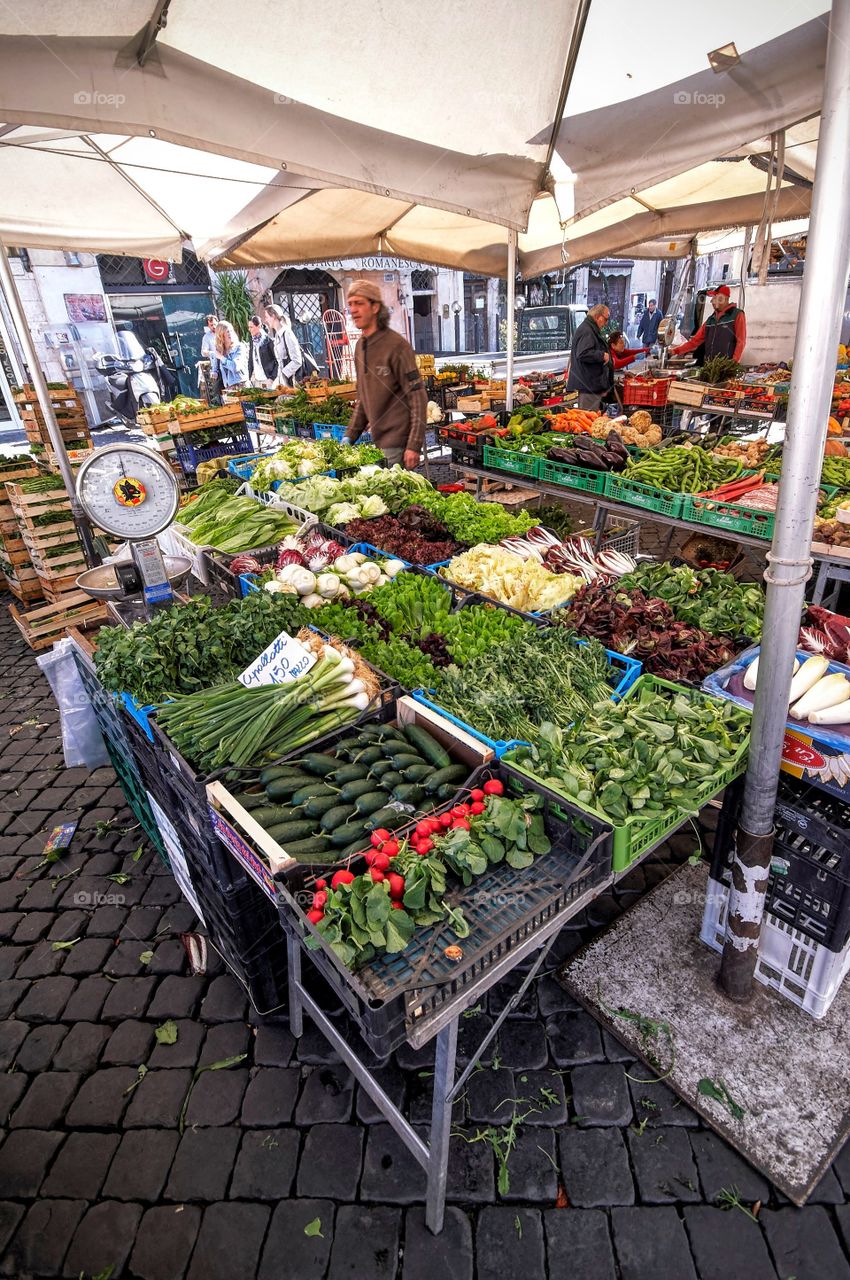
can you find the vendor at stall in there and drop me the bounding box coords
[608,331,648,371]
[344,279,427,469]
[566,303,611,410]
[671,284,747,363]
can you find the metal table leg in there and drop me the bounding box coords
[285,933,303,1038]
[425,1020,459,1234]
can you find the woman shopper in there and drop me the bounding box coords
[214,321,249,390]
[264,304,304,386]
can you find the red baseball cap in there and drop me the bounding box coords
[708,284,731,297]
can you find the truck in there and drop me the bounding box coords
[517,304,588,356]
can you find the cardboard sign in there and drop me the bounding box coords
[238,630,316,689]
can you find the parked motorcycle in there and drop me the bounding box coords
[92,325,164,427]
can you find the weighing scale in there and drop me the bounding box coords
[74,444,191,617]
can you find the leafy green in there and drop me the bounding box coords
[402,490,537,543]
[618,562,766,641]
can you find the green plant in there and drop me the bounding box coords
[213,270,253,340]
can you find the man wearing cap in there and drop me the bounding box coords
[671,285,747,364]
[344,280,427,469]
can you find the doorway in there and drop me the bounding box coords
[108,291,211,397]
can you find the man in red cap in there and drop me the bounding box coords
[344,279,426,469]
[671,285,747,364]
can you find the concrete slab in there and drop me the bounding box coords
[560,860,850,1205]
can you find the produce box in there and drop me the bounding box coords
[172,404,246,434]
[10,589,108,651]
[482,445,540,480]
[5,482,72,531]
[622,377,671,407]
[681,491,776,541]
[703,646,850,802]
[503,674,750,872]
[537,456,608,495]
[205,694,491,901]
[603,472,685,519]
[667,379,710,407]
[0,460,39,486]
[173,430,254,474]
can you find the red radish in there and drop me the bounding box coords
[452,804,469,818]
[306,908,324,924]
[439,813,453,828]
[427,817,442,833]
[331,869,355,890]
[371,851,390,872]
[382,840,399,857]
[312,891,327,909]
[314,878,327,889]
[415,821,432,839]
[417,837,433,854]
[452,817,471,831]
[470,788,485,801]
[370,868,385,883]
[391,901,405,910]
[470,801,485,815]
[483,779,504,796]
[387,873,405,899]
[371,828,391,847]
[364,850,376,865]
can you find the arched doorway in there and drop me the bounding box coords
[268,268,342,377]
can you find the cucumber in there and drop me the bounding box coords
[293,782,337,807]
[304,793,344,819]
[338,837,371,858]
[335,763,371,785]
[330,821,370,847]
[403,724,451,769]
[424,764,467,794]
[233,791,270,810]
[381,738,414,758]
[353,745,384,765]
[437,783,457,800]
[265,775,312,802]
[364,805,410,832]
[355,790,392,816]
[357,724,384,739]
[300,753,339,777]
[320,804,357,832]
[368,760,395,778]
[260,764,307,785]
[380,771,405,790]
[284,838,335,862]
[340,777,378,803]
[251,805,301,827]
[266,819,316,843]
[387,752,424,771]
[392,784,425,805]
[402,764,432,783]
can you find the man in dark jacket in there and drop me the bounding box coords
[637,299,663,345]
[247,315,278,387]
[344,279,426,468]
[566,303,611,410]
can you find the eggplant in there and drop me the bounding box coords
[576,449,605,468]
[600,450,624,469]
[547,447,581,464]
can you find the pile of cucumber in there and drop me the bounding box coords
[233,720,468,864]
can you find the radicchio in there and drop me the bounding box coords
[275,548,307,570]
[802,605,850,663]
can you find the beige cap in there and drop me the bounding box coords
[347,278,383,303]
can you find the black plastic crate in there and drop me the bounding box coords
[192,863,289,1013]
[276,761,612,1057]
[712,777,850,951]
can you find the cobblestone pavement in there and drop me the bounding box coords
[1,597,849,1280]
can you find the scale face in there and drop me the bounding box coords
[76,444,179,540]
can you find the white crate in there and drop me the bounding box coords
[157,525,212,586]
[700,876,850,1019]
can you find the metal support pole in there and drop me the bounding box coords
[506,230,517,412]
[0,244,100,566]
[425,1020,458,1235]
[719,0,850,999]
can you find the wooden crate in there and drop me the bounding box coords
[21,520,78,551]
[6,483,72,530]
[39,573,86,603]
[304,382,357,402]
[0,461,40,486]
[668,379,709,407]
[0,537,33,569]
[9,590,108,651]
[4,566,44,604]
[172,405,245,434]
[138,406,177,430]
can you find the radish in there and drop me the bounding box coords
[790,673,850,720]
[331,869,355,890]
[787,655,829,705]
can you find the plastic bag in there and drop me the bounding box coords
[37,638,110,769]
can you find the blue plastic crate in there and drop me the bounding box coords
[241,399,259,425]
[411,645,642,758]
[311,423,371,443]
[174,431,254,474]
[239,572,260,596]
[120,692,163,741]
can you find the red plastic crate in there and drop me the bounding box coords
[623,379,670,407]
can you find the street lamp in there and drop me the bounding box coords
[452,301,462,353]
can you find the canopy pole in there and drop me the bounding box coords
[0,243,99,566]
[506,230,517,412]
[719,0,850,1000]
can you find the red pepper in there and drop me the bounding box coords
[483,779,504,796]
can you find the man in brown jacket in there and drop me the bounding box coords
[344,280,427,469]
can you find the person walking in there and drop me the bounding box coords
[247,315,278,387]
[343,279,426,469]
[671,284,747,364]
[214,320,249,390]
[637,299,663,346]
[566,303,611,411]
[199,313,219,397]
[264,304,304,386]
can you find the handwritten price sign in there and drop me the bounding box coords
[239,631,316,688]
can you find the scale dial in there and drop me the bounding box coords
[76,444,180,540]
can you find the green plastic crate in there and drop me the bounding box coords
[482,445,540,479]
[103,738,169,864]
[503,674,750,872]
[603,472,684,518]
[537,457,608,494]
[681,492,775,540]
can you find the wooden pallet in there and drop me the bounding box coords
[9,590,107,651]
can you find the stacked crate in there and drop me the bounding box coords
[12,384,92,456]
[0,459,42,602]
[5,479,82,603]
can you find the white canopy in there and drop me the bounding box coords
[0,1,829,276]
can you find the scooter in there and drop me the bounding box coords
[92,349,162,427]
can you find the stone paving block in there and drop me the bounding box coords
[496,1017,549,1070]
[465,1066,515,1125]
[295,1066,355,1125]
[15,1022,68,1073]
[147,974,205,1020]
[601,1029,634,1063]
[832,1141,850,1198]
[403,1206,473,1280]
[41,1131,120,1199]
[259,1199,335,1280]
[455,1010,495,1066]
[149,938,189,975]
[198,1021,251,1067]
[105,938,151,977]
[10,1070,80,1129]
[0,1202,25,1260]
[101,974,157,1021]
[611,1206,698,1280]
[297,1124,363,1201]
[295,1020,343,1066]
[230,1128,300,1200]
[64,1065,139,1129]
[476,1207,546,1280]
[102,1129,179,1202]
[355,1064,407,1125]
[0,912,23,941]
[571,1063,633,1126]
[64,1199,143,1279]
[489,971,539,1018]
[546,1011,605,1067]
[148,1018,205,1069]
[165,1127,242,1202]
[500,1127,559,1203]
[0,1197,86,1279]
[123,1068,194,1129]
[559,1127,635,1207]
[253,1024,295,1067]
[86,904,128,936]
[761,1206,850,1280]
[61,975,110,1023]
[240,1067,300,1127]
[446,1128,496,1205]
[14,975,76,1022]
[328,1204,400,1280]
[683,1205,780,1280]
[185,1066,249,1127]
[0,1129,64,1196]
[689,1131,771,1204]
[394,1039,435,1072]
[59,936,114,976]
[187,1201,271,1280]
[100,1019,155,1067]
[129,1204,203,1280]
[0,1019,27,1069]
[201,974,249,1022]
[627,1127,701,1204]
[545,1208,618,1280]
[360,1122,426,1204]
[0,1073,27,1124]
[0,944,26,979]
[836,1205,850,1255]
[52,1021,110,1072]
[0,978,28,1018]
[513,1069,568,1126]
[118,904,162,940]
[11,910,53,943]
[628,1077,699,1128]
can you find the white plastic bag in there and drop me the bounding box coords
[37,638,110,769]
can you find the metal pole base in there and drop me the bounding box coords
[718,826,774,1002]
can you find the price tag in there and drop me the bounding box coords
[238,630,317,688]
